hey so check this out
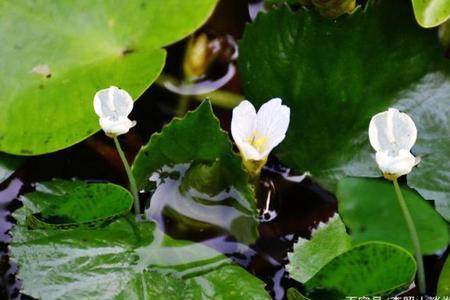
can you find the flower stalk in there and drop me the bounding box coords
[114,137,140,216]
[392,177,426,294]
[368,107,426,294]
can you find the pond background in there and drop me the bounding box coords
[0,0,448,299]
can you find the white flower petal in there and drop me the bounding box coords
[93,86,133,118]
[111,87,134,116]
[94,86,135,137]
[255,98,290,152]
[375,149,416,177]
[99,116,135,138]
[368,107,417,153]
[231,100,257,147]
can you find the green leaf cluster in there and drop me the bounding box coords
[287,214,417,299]
[238,0,450,221]
[11,181,270,300]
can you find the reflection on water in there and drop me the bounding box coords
[258,179,278,223]
[163,63,236,95]
[163,34,238,96]
[248,1,266,21]
[135,225,230,278]
[146,163,258,245]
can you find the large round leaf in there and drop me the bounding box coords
[238,0,450,220]
[22,179,133,228]
[336,177,449,255]
[304,242,416,299]
[0,0,217,155]
[11,194,270,300]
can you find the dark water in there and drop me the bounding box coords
[0,1,448,299]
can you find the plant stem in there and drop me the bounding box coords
[393,178,426,294]
[114,137,140,216]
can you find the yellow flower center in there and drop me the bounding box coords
[247,132,268,153]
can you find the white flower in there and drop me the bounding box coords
[231,98,290,175]
[93,86,136,138]
[368,108,419,180]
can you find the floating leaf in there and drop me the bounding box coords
[133,101,258,244]
[337,177,449,255]
[0,0,217,155]
[304,242,416,299]
[11,195,270,300]
[238,0,450,219]
[411,0,450,28]
[0,152,23,184]
[287,214,351,283]
[21,179,133,229]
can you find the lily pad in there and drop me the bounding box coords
[412,0,450,28]
[287,213,351,283]
[0,152,23,184]
[11,194,270,300]
[336,177,449,255]
[238,0,450,219]
[304,242,416,299]
[22,179,133,229]
[438,254,450,296]
[0,0,217,155]
[133,101,258,244]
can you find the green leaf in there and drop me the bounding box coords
[0,152,23,184]
[133,101,258,244]
[337,177,449,255]
[438,254,450,296]
[11,196,270,300]
[412,0,450,28]
[406,94,450,221]
[304,242,416,299]
[238,0,450,215]
[133,101,247,191]
[22,179,133,229]
[287,214,351,283]
[0,0,217,155]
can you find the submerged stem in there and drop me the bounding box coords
[393,178,426,294]
[114,137,141,217]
